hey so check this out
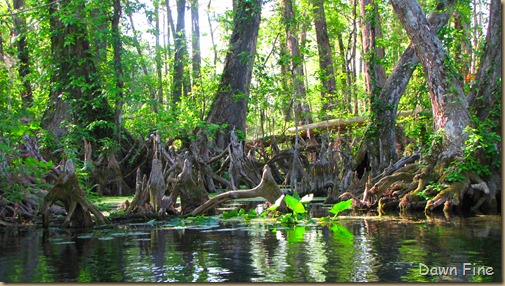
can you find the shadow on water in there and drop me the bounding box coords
[0,213,501,282]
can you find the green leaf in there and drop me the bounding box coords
[222,209,239,219]
[280,213,294,224]
[328,199,352,217]
[285,194,306,214]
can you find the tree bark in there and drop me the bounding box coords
[191,0,202,83]
[148,159,166,213]
[356,0,457,176]
[155,1,164,106]
[13,0,32,108]
[206,0,262,149]
[42,159,107,228]
[311,0,336,113]
[281,0,312,125]
[391,0,470,157]
[468,0,502,124]
[175,159,211,215]
[172,0,191,104]
[359,0,386,97]
[112,0,125,141]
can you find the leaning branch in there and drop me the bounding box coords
[190,165,283,217]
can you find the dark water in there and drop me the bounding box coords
[0,215,501,282]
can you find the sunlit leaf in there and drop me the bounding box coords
[285,194,306,214]
[328,199,352,217]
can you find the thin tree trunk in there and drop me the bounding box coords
[468,0,501,124]
[191,0,201,84]
[359,0,386,97]
[281,0,312,125]
[453,3,473,82]
[207,0,217,73]
[155,2,164,106]
[349,0,359,115]
[13,0,32,107]
[125,0,157,111]
[112,0,125,142]
[337,34,351,114]
[125,0,149,76]
[172,0,190,104]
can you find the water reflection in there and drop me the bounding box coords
[0,215,501,282]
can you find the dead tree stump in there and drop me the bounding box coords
[41,159,107,228]
[173,159,211,215]
[126,159,167,217]
[148,159,166,213]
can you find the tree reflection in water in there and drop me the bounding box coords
[0,215,501,282]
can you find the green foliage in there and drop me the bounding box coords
[444,118,501,183]
[222,208,259,220]
[284,194,307,214]
[417,183,447,200]
[328,199,352,220]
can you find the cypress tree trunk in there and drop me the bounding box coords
[42,0,114,142]
[311,0,336,113]
[281,0,312,125]
[355,0,457,177]
[172,0,190,104]
[391,0,470,157]
[206,0,262,149]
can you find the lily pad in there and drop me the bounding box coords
[54,241,76,245]
[110,233,127,237]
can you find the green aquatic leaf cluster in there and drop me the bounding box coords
[223,193,352,227]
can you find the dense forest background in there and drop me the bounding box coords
[0,0,501,225]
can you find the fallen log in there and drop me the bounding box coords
[287,110,417,137]
[190,165,284,217]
